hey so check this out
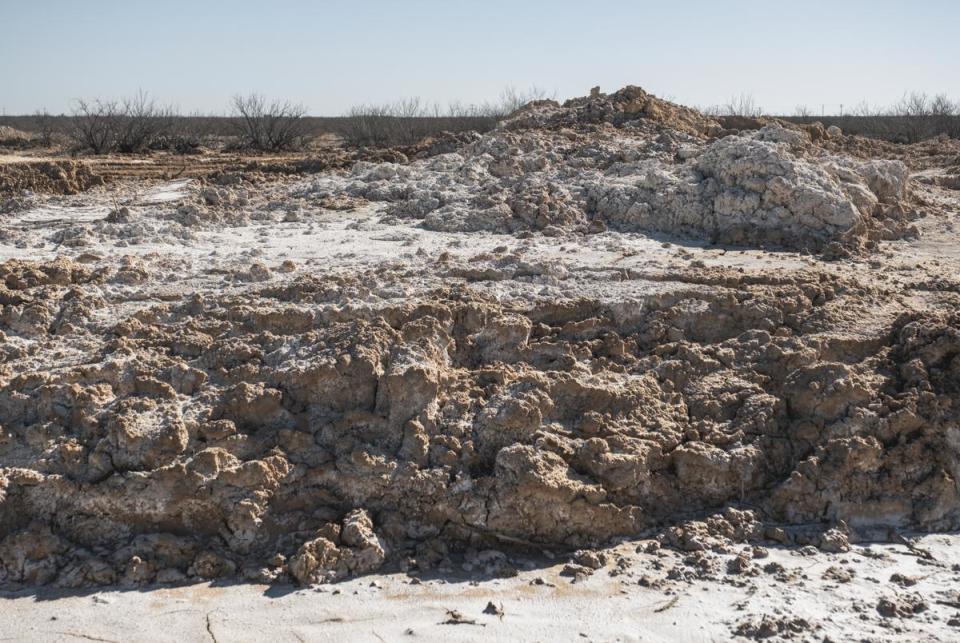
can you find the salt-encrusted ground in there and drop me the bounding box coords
[2,87,960,640]
[3,535,959,642]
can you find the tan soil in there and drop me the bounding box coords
[0,87,959,643]
[0,161,104,196]
[0,132,472,196]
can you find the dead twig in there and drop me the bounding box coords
[56,634,119,643]
[439,609,485,626]
[890,532,936,561]
[653,595,680,613]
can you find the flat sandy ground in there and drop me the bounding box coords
[3,535,960,642]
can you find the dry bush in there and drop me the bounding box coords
[113,91,176,153]
[69,92,177,154]
[338,86,552,148]
[844,101,895,140]
[33,109,57,146]
[722,93,763,117]
[793,105,814,123]
[231,94,308,151]
[148,111,224,154]
[70,99,121,153]
[892,91,935,143]
[339,100,494,148]
[340,103,399,147]
[700,94,763,118]
[0,113,71,149]
[488,84,555,117]
[782,92,959,143]
[931,93,960,138]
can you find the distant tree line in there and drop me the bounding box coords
[2,88,957,154]
[785,92,960,142]
[6,91,310,154]
[0,86,553,154]
[701,91,960,143]
[336,86,552,147]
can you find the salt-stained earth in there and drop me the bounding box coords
[2,87,960,640]
[3,535,960,642]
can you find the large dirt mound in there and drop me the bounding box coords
[0,161,104,196]
[315,86,918,253]
[1,255,958,588]
[502,85,721,137]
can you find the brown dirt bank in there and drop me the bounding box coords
[1,254,958,588]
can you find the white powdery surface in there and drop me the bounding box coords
[2,535,959,642]
[300,123,912,252]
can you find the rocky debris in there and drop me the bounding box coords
[0,254,957,589]
[235,261,272,282]
[877,593,929,618]
[288,510,387,585]
[482,601,504,618]
[890,572,918,587]
[201,186,222,206]
[822,565,855,583]
[1,195,36,215]
[104,206,133,224]
[462,550,517,578]
[559,564,593,582]
[733,615,815,639]
[816,528,851,553]
[398,130,485,160]
[0,126,35,145]
[306,86,920,253]
[439,609,482,626]
[822,132,960,172]
[571,549,608,570]
[727,551,757,575]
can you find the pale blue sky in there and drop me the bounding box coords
[2,0,957,115]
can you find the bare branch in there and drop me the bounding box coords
[231,93,307,151]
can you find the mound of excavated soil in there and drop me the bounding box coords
[1,251,958,588]
[502,85,721,137]
[313,87,919,254]
[0,160,104,196]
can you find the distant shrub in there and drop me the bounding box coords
[34,109,57,146]
[781,91,959,143]
[69,91,176,154]
[701,93,764,118]
[231,93,308,151]
[338,86,553,148]
[70,98,120,153]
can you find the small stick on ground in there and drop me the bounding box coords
[891,532,937,561]
[654,596,680,613]
[440,609,485,626]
